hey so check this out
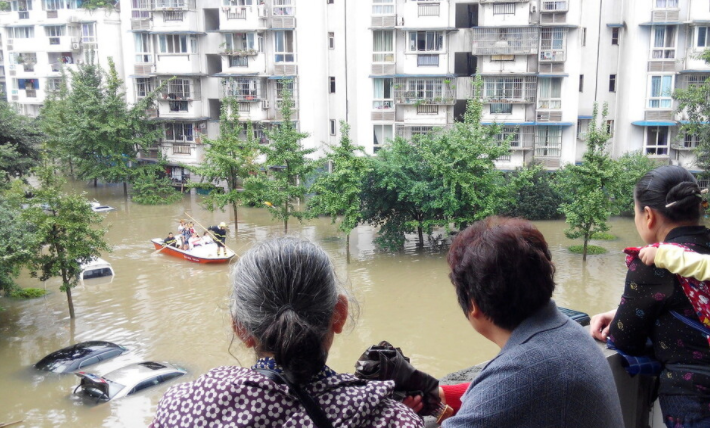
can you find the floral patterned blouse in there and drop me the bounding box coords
[609,226,710,401]
[149,359,424,428]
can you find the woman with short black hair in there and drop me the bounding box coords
[443,217,623,428]
[150,237,423,428]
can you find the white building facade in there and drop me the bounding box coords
[1,0,709,174]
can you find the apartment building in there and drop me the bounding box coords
[1,0,709,175]
[0,0,123,118]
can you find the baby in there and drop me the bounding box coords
[639,244,710,280]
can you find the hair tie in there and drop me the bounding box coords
[276,304,294,317]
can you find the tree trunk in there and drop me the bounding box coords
[63,274,76,319]
[417,225,424,248]
[582,237,589,262]
[93,178,97,187]
[123,181,128,197]
[346,233,351,264]
[232,201,239,233]
[283,205,289,234]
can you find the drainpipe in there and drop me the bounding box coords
[344,0,349,121]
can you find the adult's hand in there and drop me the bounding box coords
[590,309,616,341]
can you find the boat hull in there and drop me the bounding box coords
[151,239,235,264]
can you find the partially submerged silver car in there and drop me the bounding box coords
[34,341,127,374]
[74,361,186,401]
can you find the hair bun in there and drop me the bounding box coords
[665,181,701,209]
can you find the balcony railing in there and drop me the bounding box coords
[677,74,710,90]
[393,78,456,105]
[652,9,680,22]
[222,78,262,101]
[471,27,540,56]
[539,49,566,62]
[132,0,196,10]
[481,77,537,104]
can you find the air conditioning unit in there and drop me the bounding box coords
[530,4,537,13]
[71,42,81,50]
[261,99,269,109]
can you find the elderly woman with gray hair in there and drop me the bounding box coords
[150,237,423,428]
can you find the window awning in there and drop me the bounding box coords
[392,73,457,78]
[689,21,710,26]
[678,69,710,74]
[149,117,211,123]
[399,27,458,32]
[213,28,266,33]
[631,120,677,126]
[129,75,153,78]
[578,115,593,119]
[538,73,569,77]
[268,75,296,80]
[213,73,262,77]
[481,122,574,127]
[472,25,539,29]
[151,72,207,77]
[679,120,710,124]
[639,21,683,26]
[148,31,206,35]
[606,23,624,28]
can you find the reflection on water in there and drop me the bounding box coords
[0,181,642,427]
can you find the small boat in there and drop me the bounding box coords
[80,257,115,280]
[151,239,235,264]
[89,200,115,213]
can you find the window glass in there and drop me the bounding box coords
[373,31,394,62]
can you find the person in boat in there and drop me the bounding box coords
[149,237,423,428]
[188,232,203,250]
[399,217,624,427]
[207,222,227,256]
[590,165,710,427]
[163,232,178,248]
[180,222,193,251]
[202,231,213,245]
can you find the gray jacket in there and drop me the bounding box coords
[443,301,624,428]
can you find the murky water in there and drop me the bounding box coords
[0,181,642,428]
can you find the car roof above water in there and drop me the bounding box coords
[35,341,127,373]
[102,362,178,384]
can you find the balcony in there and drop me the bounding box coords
[148,0,197,11]
[222,77,262,101]
[652,9,680,22]
[393,78,456,105]
[471,27,540,56]
[481,76,537,104]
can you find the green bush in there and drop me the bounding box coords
[591,231,616,240]
[10,288,47,299]
[568,245,607,255]
[130,164,183,205]
[501,164,564,221]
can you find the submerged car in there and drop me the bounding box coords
[74,362,186,401]
[35,341,127,374]
[79,257,114,281]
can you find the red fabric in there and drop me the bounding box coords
[441,383,469,414]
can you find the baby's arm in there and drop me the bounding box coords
[649,245,710,281]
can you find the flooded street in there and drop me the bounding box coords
[1,181,642,428]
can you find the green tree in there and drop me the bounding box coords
[611,151,657,215]
[21,164,110,318]
[501,163,564,220]
[0,181,36,294]
[247,82,315,233]
[40,69,75,175]
[557,103,615,261]
[130,160,183,205]
[50,58,161,195]
[0,100,42,184]
[674,49,710,178]
[308,121,370,261]
[189,97,259,231]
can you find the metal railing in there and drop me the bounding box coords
[471,27,540,55]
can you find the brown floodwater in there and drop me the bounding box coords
[0,181,643,428]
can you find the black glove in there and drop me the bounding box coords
[354,341,441,417]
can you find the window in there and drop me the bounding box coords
[43,0,64,10]
[330,119,336,135]
[645,126,669,155]
[238,102,250,113]
[484,77,523,100]
[329,77,336,93]
[373,30,394,62]
[651,25,676,59]
[274,30,295,62]
[490,103,513,114]
[609,74,616,92]
[10,0,33,11]
[495,126,521,148]
[163,10,184,21]
[273,0,295,16]
[132,0,150,19]
[684,133,699,148]
[230,56,248,67]
[655,0,678,8]
[136,78,153,98]
[579,74,584,92]
[135,33,153,63]
[406,78,447,101]
[159,34,193,54]
[275,79,295,107]
[168,79,191,99]
[11,26,34,39]
[81,23,96,44]
[577,119,589,139]
[647,75,673,108]
[373,124,393,152]
[580,27,586,47]
[418,2,439,16]
[492,3,515,15]
[164,123,194,142]
[225,32,257,52]
[224,78,259,99]
[417,54,439,67]
[535,126,562,157]
[408,31,443,52]
[612,27,620,45]
[606,120,615,136]
[372,0,393,15]
[327,0,334,3]
[45,25,65,44]
[46,77,62,92]
[537,78,561,109]
[169,101,189,112]
[697,27,710,48]
[328,32,334,49]
[373,78,393,110]
[417,105,438,114]
[411,126,433,137]
[540,28,565,61]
